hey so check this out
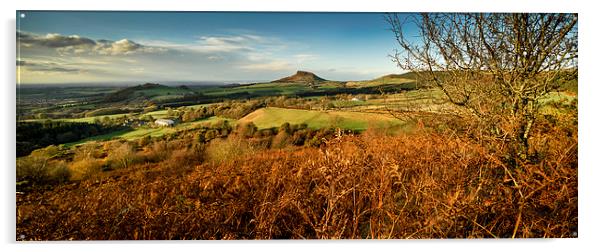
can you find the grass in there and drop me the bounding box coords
[65,113,131,123]
[183,103,213,110]
[134,86,195,98]
[63,129,133,147]
[320,89,450,116]
[64,116,233,146]
[19,83,437,126]
[345,74,416,87]
[22,113,131,123]
[202,82,315,97]
[239,107,406,131]
[16,83,578,240]
[143,110,170,119]
[17,125,578,239]
[22,102,217,123]
[202,81,345,98]
[119,116,234,140]
[331,100,367,107]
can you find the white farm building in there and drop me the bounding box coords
[155,119,175,127]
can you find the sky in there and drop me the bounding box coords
[16,11,412,84]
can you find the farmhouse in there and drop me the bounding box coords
[155,119,175,127]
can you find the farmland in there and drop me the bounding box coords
[16,70,578,240]
[16,72,425,150]
[13,11,582,242]
[67,116,234,146]
[17,73,576,152]
[239,107,407,131]
[63,106,409,146]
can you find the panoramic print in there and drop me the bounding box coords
[16,11,577,240]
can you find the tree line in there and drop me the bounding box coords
[17,121,127,157]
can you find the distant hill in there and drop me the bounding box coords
[345,73,416,88]
[272,71,327,84]
[372,73,416,83]
[103,83,196,103]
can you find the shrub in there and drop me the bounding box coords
[204,129,219,141]
[204,137,254,164]
[138,135,153,147]
[143,141,171,163]
[17,156,71,186]
[16,120,577,239]
[48,161,71,183]
[107,141,138,169]
[271,130,291,149]
[279,122,291,134]
[68,158,103,180]
[235,122,258,138]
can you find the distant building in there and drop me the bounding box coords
[155,119,175,127]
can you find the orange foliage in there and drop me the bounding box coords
[16,125,577,240]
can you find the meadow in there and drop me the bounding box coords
[16,118,577,239]
[15,71,578,240]
[66,116,234,146]
[18,79,576,154]
[14,11,580,241]
[239,107,407,131]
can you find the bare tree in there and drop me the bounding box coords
[386,13,577,158]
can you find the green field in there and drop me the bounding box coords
[65,116,234,147]
[142,110,170,119]
[201,82,326,97]
[62,105,410,147]
[131,86,196,101]
[239,107,406,131]
[18,71,577,158]
[345,74,416,88]
[23,102,218,124]
[63,129,134,147]
[21,113,131,123]
[63,113,131,123]
[327,89,448,113]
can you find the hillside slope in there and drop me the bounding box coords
[345,73,416,88]
[272,71,327,84]
[103,83,197,103]
[239,107,404,131]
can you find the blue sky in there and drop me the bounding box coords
[17,11,412,84]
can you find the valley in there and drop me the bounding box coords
[14,11,579,241]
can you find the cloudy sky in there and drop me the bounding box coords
[17,11,409,84]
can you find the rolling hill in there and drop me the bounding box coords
[271,71,328,84]
[239,107,406,131]
[345,73,417,88]
[103,83,198,103]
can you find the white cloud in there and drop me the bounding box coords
[17,30,324,83]
[294,54,318,62]
[195,36,245,52]
[191,35,264,53]
[18,32,96,48]
[91,39,166,55]
[96,39,141,55]
[17,59,79,72]
[238,60,292,71]
[19,31,166,56]
[137,35,284,59]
